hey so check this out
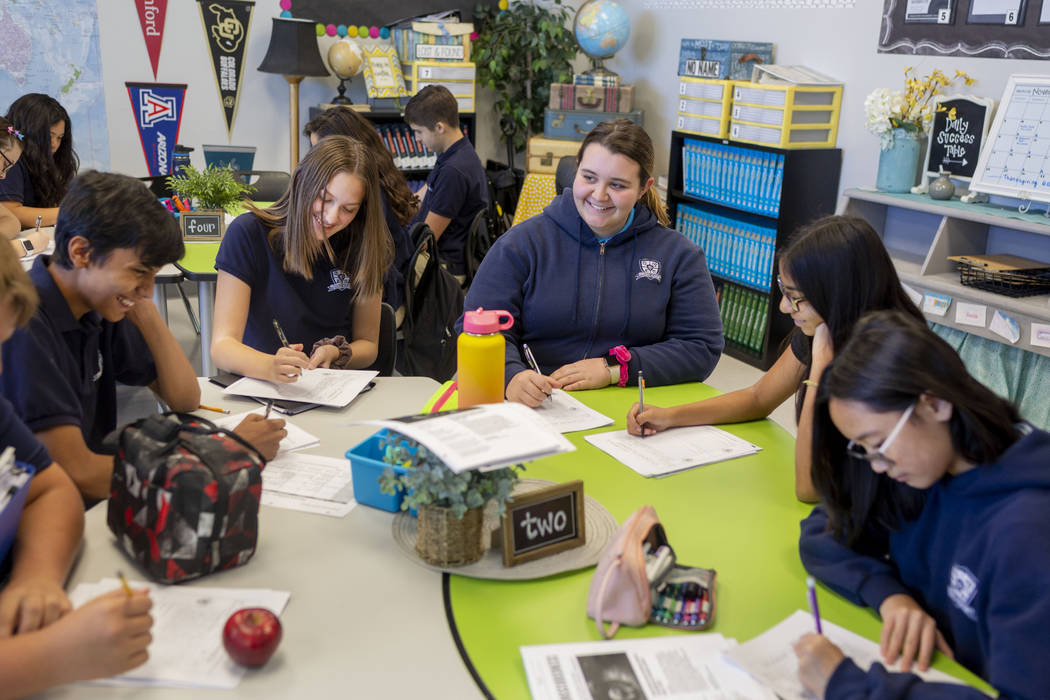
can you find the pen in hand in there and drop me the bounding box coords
[638,370,647,438]
[272,319,290,348]
[522,343,551,402]
[264,399,274,419]
[806,576,823,634]
[34,215,42,232]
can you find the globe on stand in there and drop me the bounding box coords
[573,0,631,80]
[326,38,364,105]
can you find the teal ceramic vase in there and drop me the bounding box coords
[876,128,923,193]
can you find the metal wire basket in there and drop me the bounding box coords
[955,261,1050,298]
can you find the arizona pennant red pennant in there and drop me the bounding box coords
[135,0,168,79]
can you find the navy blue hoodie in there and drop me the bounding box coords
[800,425,1050,699]
[459,191,723,387]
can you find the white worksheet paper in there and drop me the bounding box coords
[533,389,614,433]
[725,610,966,700]
[223,368,377,407]
[211,408,320,453]
[70,579,290,690]
[521,634,777,700]
[262,453,353,501]
[585,426,761,477]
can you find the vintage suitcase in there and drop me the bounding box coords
[677,39,774,81]
[548,83,634,113]
[543,108,644,141]
[527,136,580,175]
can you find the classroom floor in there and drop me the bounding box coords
[118,282,798,438]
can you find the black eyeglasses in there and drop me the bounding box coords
[846,403,915,468]
[0,150,14,178]
[776,275,806,312]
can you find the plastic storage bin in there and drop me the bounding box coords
[346,429,415,512]
[676,77,733,139]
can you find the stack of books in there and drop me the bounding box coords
[376,123,470,172]
[717,282,769,354]
[676,202,775,293]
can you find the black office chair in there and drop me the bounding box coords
[366,302,398,377]
[555,155,577,194]
[234,170,291,201]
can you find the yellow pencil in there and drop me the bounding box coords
[117,570,133,597]
[198,404,231,415]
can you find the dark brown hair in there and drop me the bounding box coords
[303,107,418,225]
[404,85,460,130]
[576,118,669,227]
[4,94,78,206]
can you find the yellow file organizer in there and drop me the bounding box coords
[675,77,734,139]
[409,61,476,112]
[728,82,842,149]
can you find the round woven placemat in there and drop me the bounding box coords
[391,479,619,580]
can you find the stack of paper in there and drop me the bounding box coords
[70,579,290,690]
[532,389,614,434]
[224,368,377,408]
[585,425,761,477]
[259,453,356,518]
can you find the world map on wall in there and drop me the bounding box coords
[0,0,109,170]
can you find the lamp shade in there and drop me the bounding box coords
[257,17,329,77]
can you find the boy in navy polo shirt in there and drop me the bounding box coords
[405,85,488,277]
[0,241,154,692]
[0,171,285,501]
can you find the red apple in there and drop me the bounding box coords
[222,608,283,667]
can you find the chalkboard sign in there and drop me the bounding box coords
[180,211,226,241]
[502,480,585,567]
[923,95,995,180]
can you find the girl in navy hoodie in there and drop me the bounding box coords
[461,118,723,406]
[795,310,1050,700]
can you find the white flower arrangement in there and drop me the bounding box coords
[864,68,974,151]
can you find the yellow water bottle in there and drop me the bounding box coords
[458,307,514,408]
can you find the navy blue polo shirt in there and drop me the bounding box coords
[410,137,488,275]
[0,159,37,206]
[0,257,157,454]
[215,212,360,353]
[381,192,413,311]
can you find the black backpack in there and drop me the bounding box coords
[398,223,464,382]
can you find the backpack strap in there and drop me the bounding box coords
[593,555,623,639]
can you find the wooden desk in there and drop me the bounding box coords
[441,383,989,699]
[38,376,484,699]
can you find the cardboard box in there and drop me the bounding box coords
[678,39,774,81]
[527,136,579,174]
[548,83,634,113]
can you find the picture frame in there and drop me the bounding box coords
[912,94,995,194]
[180,211,226,241]
[501,480,586,567]
[361,46,410,99]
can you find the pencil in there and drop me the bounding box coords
[638,370,647,438]
[117,570,133,597]
[272,318,290,348]
[198,403,231,415]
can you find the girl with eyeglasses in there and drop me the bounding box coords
[0,118,52,256]
[794,310,1050,700]
[627,215,924,501]
[1,94,78,229]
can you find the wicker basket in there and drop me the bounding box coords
[415,504,484,566]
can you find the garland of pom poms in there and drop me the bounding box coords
[277,0,481,40]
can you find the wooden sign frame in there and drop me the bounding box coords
[501,480,586,567]
[923,95,995,181]
[969,74,1050,207]
[180,210,226,241]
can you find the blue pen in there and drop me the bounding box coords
[807,576,823,634]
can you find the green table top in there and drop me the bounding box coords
[446,383,989,699]
[175,203,273,280]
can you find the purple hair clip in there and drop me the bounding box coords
[6,126,23,140]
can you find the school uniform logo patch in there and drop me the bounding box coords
[92,350,104,382]
[948,564,979,621]
[636,258,662,282]
[328,269,353,292]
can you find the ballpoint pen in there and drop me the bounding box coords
[34,215,41,231]
[522,343,551,402]
[264,400,274,419]
[807,576,823,634]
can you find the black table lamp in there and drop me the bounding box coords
[257,17,329,170]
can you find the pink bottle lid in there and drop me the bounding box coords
[463,307,514,334]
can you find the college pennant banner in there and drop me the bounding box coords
[126,82,187,177]
[197,0,254,138]
[135,0,169,79]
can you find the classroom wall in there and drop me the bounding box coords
[94,2,1045,197]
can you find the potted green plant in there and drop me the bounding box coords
[166,164,255,213]
[378,433,521,566]
[473,0,578,154]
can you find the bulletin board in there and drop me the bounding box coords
[878,0,1050,59]
[969,74,1050,205]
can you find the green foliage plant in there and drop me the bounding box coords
[166,164,254,212]
[473,0,578,152]
[377,432,522,519]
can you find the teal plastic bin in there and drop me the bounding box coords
[346,430,413,512]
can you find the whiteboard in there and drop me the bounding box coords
[969,74,1050,204]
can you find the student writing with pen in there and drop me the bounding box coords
[211,136,391,383]
[0,172,286,502]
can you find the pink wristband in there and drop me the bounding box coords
[608,345,632,387]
